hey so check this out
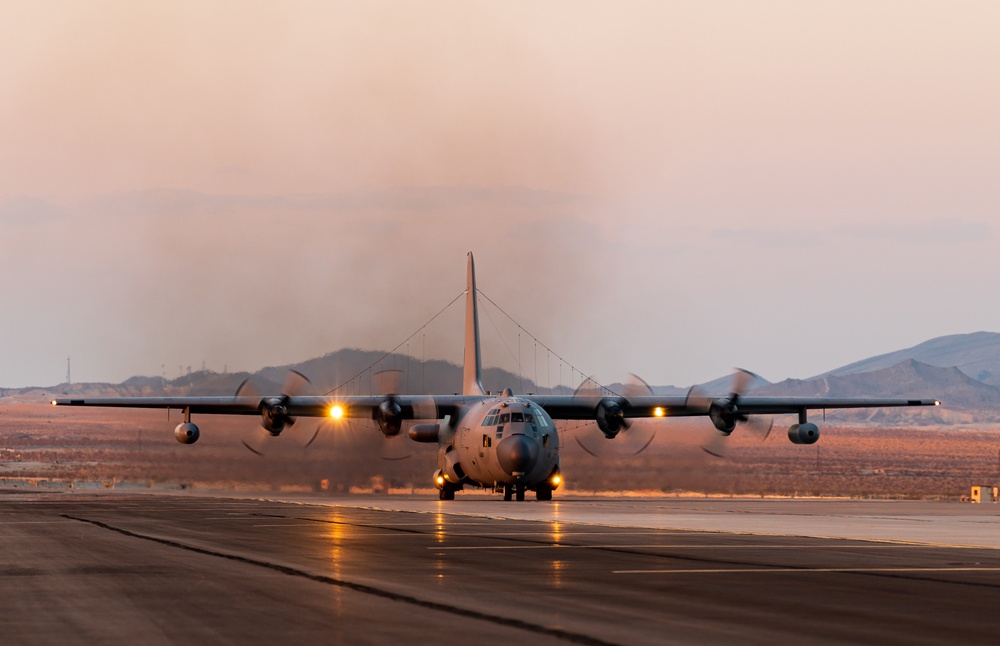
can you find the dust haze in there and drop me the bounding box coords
[2,3,1000,388]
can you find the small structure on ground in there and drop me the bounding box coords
[969,485,997,503]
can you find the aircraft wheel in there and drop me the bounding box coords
[439,488,455,501]
[536,487,552,501]
[503,485,513,501]
[515,485,525,502]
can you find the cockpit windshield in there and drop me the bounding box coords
[481,404,548,427]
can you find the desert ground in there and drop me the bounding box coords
[1,397,998,499]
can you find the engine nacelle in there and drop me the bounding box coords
[408,423,440,443]
[174,422,200,444]
[596,398,625,438]
[260,403,290,436]
[709,401,738,434]
[788,422,820,445]
[375,399,403,437]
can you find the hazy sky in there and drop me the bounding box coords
[1,1,998,389]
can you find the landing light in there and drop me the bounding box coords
[436,475,445,486]
[329,405,344,419]
[934,400,941,406]
[50,400,57,406]
[653,407,665,417]
[551,475,562,486]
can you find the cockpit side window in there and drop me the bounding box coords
[499,413,510,424]
[532,406,549,427]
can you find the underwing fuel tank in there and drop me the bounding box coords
[174,422,200,444]
[788,422,820,445]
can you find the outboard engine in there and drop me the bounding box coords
[375,398,403,437]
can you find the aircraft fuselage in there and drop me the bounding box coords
[435,395,561,500]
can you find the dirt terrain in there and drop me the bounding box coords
[1,399,998,498]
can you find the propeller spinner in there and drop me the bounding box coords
[237,369,321,456]
[572,374,658,457]
[686,369,774,459]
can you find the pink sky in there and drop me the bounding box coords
[1,1,998,388]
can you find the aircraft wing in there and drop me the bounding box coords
[702,396,940,416]
[51,395,470,420]
[53,394,940,420]
[528,395,940,419]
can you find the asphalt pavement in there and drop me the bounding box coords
[2,490,999,645]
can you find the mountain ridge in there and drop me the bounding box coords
[813,331,1000,385]
[7,333,1000,421]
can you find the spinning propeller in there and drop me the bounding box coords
[369,369,439,461]
[685,369,774,459]
[572,374,658,457]
[237,369,322,456]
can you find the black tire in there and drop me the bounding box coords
[439,488,455,501]
[515,485,525,502]
[503,485,513,501]
[536,487,552,501]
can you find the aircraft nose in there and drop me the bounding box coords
[497,434,540,475]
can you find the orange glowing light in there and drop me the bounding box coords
[329,405,344,419]
[653,407,665,417]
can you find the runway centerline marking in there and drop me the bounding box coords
[429,543,937,550]
[614,566,1000,574]
[0,520,74,524]
[251,523,330,527]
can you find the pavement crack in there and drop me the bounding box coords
[61,514,618,646]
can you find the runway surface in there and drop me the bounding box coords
[2,490,1000,645]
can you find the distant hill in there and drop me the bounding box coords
[750,358,1000,422]
[762,359,1000,410]
[814,332,1000,385]
[9,333,1000,422]
[683,333,1000,421]
[694,371,772,396]
[10,349,563,401]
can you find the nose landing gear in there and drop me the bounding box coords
[502,484,526,501]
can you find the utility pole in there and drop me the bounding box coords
[66,356,71,385]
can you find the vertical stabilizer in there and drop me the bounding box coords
[463,252,486,396]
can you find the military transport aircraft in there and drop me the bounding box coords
[53,253,939,501]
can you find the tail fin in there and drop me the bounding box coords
[463,252,486,396]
